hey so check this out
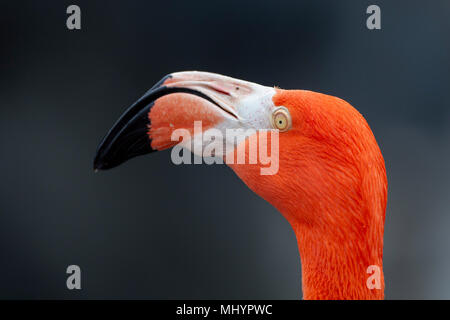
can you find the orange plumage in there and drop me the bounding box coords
[94,71,388,300]
[230,89,387,299]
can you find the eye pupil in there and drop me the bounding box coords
[272,107,291,132]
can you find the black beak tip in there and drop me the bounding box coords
[93,154,106,172]
[93,149,123,171]
[92,74,173,173]
[93,161,101,172]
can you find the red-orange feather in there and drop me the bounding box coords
[229,89,387,299]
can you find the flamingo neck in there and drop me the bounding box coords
[291,216,384,300]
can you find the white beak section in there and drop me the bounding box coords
[168,71,276,127]
[165,71,277,158]
[94,71,278,170]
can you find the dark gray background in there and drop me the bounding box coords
[1,0,449,299]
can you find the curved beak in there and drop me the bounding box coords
[93,71,275,171]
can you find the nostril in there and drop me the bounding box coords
[207,83,231,96]
[212,87,230,96]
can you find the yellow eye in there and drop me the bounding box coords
[271,107,292,132]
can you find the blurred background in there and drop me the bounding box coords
[1,0,449,299]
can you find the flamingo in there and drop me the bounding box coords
[94,71,387,300]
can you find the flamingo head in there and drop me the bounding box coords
[94,71,385,228]
[94,71,387,299]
